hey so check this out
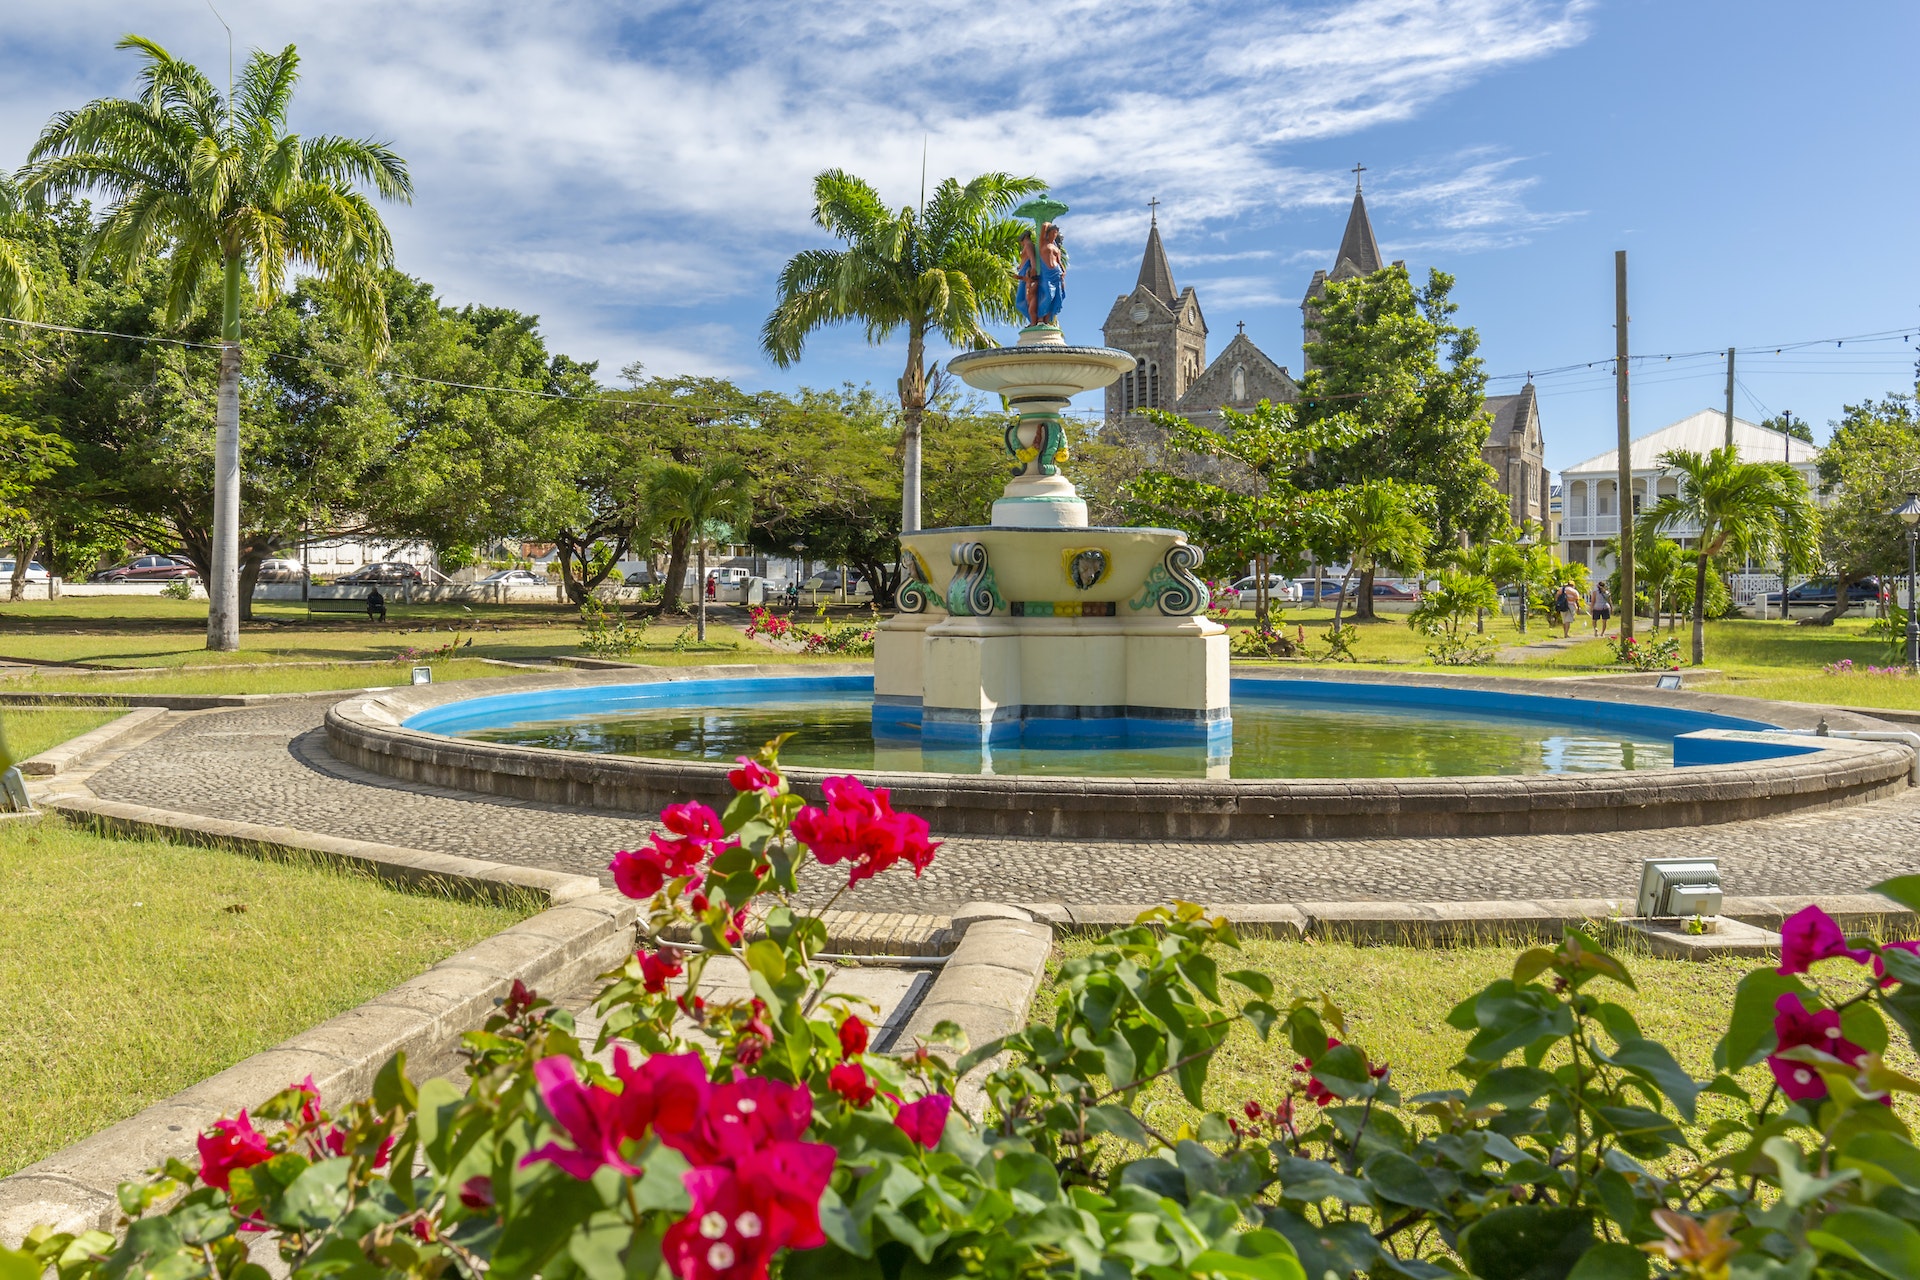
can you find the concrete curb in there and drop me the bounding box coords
[898,911,1055,1119]
[14,707,169,776]
[0,888,637,1245]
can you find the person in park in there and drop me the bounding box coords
[1555,581,1581,637]
[1015,222,1066,326]
[365,585,386,623]
[1588,580,1612,637]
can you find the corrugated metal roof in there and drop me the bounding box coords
[1561,408,1820,475]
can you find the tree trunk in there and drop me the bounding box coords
[898,327,926,535]
[695,540,707,642]
[208,253,244,652]
[658,528,690,615]
[1810,571,1856,626]
[237,535,272,622]
[1692,552,1709,665]
[1332,567,1354,636]
[1352,564,1377,620]
[7,532,33,602]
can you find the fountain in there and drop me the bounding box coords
[875,197,1232,752]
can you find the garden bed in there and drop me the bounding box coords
[0,819,535,1175]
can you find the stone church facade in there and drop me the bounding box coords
[1099,178,1547,523]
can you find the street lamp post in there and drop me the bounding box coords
[1896,493,1920,671]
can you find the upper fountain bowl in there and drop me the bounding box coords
[946,342,1134,404]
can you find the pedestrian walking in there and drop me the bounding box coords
[1555,582,1580,638]
[1588,582,1612,637]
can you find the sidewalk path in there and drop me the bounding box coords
[80,701,1920,912]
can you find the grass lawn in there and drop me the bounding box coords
[0,819,536,1175]
[0,706,124,763]
[1043,933,1920,1143]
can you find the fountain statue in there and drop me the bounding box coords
[873,196,1231,755]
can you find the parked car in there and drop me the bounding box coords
[336,562,424,586]
[806,569,864,592]
[0,559,50,582]
[1370,581,1420,603]
[476,568,544,586]
[1764,576,1882,608]
[91,555,198,583]
[255,557,307,583]
[615,565,658,586]
[1228,574,1302,603]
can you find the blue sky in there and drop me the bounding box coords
[3,1,1916,474]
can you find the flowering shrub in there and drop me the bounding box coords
[1231,622,1298,658]
[397,633,474,663]
[22,749,1920,1278]
[743,607,874,657]
[1612,633,1681,671]
[580,596,646,657]
[1824,658,1909,677]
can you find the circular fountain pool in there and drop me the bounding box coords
[432,681,1682,779]
[327,669,1910,840]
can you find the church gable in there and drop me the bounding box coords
[1102,284,1178,334]
[1177,335,1298,413]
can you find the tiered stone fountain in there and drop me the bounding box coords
[873,199,1230,753]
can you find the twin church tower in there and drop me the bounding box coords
[1097,176,1549,530]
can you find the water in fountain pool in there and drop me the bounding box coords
[454,695,1673,779]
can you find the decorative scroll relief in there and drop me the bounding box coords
[1129,543,1209,616]
[1005,414,1069,478]
[946,541,1004,617]
[895,549,938,614]
[1062,547,1109,591]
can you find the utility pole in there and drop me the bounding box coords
[1724,347,1736,449]
[1614,251,1634,643]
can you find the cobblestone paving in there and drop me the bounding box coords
[83,701,1920,911]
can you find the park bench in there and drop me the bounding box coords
[305,592,386,617]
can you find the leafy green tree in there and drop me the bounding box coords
[649,458,753,640]
[0,177,45,321]
[1815,394,1920,619]
[1643,445,1818,664]
[1442,538,1522,634]
[1761,411,1815,443]
[1297,265,1504,618]
[1608,525,1687,631]
[762,168,1044,534]
[1410,567,1498,643]
[23,34,411,650]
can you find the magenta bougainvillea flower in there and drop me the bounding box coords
[1777,905,1872,975]
[727,756,781,794]
[827,1062,875,1107]
[522,1055,642,1179]
[664,1142,835,1280]
[1768,992,1867,1101]
[640,948,685,993]
[1873,938,1920,988]
[892,1094,953,1150]
[197,1110,272,1191]
[837,1014,868,1059]
[791,776,939,885]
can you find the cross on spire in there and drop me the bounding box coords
[1147,195,1160,224]
[1351,162,1367,192]
[1237,321,1245,335]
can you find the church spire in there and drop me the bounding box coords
[1135,200,1176,303]
[1332,167,1382,277]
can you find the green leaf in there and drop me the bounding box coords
[0,1247,42,1280]
[1565,1241,1649,1280]
[565,1211,631,1280]
[1467,1065,1559,1112]
[1086,1104,1151,1148]
[1606,1038,1701,1123]
[1271,1156,1371,1208]
[1869,875,1920,915]
[1261,1208,1380,1279]
[1308,1044,1374,1098]
[744,939,786,981]
[1512,948,1557,986]
[1808,1207,1920,1279]
[1224,969,1275,999]
[268,1157,351,1231]
[372,1052,416,1113]
[1457,1207,1595,1280]
[1766,1135,1860,1209]
[1716,969,1805,1071]
[1880,946,1920,987]
[1363,1150,1448,1216]
[491,1172,606,1280]
[1843,1131,1920,1193]
[1844,1001,1892,1055]
[1187,1249,1306,1280]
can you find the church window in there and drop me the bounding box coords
[1232,365,1246,402]
[1127,358,1145,412]
[1148,361,1160,408]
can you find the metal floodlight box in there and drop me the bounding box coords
[1636,858,1723,918]
[412,665,433,685]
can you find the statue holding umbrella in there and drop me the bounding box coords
[1012,195,1069,328]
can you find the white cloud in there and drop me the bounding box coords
[0,0,1591,373]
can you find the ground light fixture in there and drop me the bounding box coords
[1895,492,1920,671]
[1635,857,1723,918]
[412,665,433,685]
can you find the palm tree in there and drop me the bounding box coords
[22,35,410,651]
[649,458,753,641]
[1609,527,1686,632]
[0,177,44,321]
[1642,446,1818,664]
[762,169,1045,533]
[1328,482,1430,637]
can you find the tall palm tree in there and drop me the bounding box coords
[649,458,753,641]
[0,176,44,321]
[762,169,1045,533]
[22,35,410,651]
[1643,446,1818,664]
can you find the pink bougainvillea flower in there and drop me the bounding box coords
[610,846,669,900]
[198,1110,273,1191]
[1778,905,1872,975]
[616,1051,709,1149]
[640,948,685,993]
[664,1141,835,1280]
[1873,938,1920,988]
[665,1076,814,1168]
[521,1055,640,1179]
[458,1176,495,1210]
[893,1094,952,1150]
[1768,992,1867,1101]
[791,776,940,886]
[727,757,781,795]
[837,1014,868,1060]
[827,1062,875,1107]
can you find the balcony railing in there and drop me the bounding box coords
[1560,514,1704,540]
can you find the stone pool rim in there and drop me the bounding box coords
[324,664,1914,840]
